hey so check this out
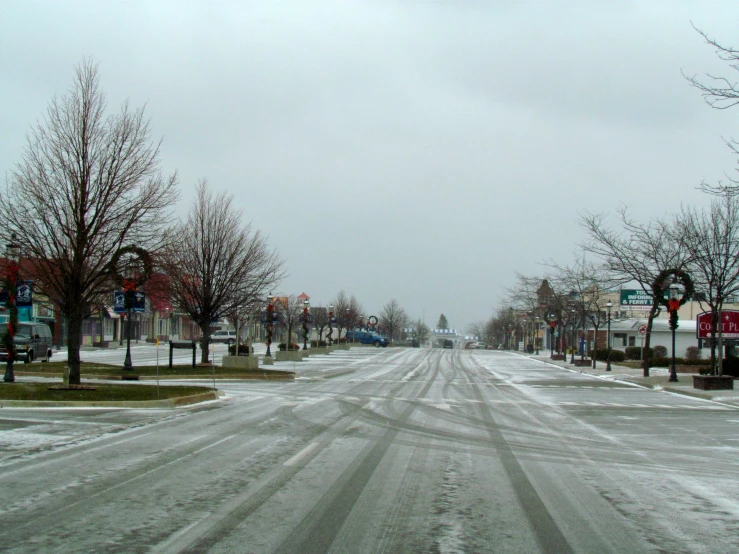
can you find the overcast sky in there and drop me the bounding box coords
[3,1,739,331]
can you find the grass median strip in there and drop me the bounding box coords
[0,382,211,402]
[13,361,294,380]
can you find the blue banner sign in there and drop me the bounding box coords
[0,281,34,307]
[114,290,146,313]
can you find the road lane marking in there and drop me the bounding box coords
[284,442,319,466]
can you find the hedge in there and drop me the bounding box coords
[625,346,652,360]
[593,349,626,362]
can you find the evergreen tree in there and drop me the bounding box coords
[437,314,448,329]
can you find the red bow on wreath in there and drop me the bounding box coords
[667,299,681,312]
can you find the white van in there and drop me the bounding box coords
[210,330,237,344]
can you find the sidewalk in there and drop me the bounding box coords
[521,351,739,407]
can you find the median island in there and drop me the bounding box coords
[1,361,295,406]
[11,361,295,381]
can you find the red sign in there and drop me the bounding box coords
[696,311,739,339]
[638,324,647,335]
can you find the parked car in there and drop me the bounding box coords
[210,330,237,344]
[346,330,389,347]
[0,322,53,363]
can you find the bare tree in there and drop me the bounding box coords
[161,180,284,363]
[274,294,303,350]
[676,194,739,374]
[548,256,612,368]
[379,299,408,343]
[580,207,688,376]
[466,320,487,342]
[413,318,430,345]
[311,306,329,343]
[1,60,177,384]
[328,291,364,342]
[684,25,739,110]
[331,290,349,341]
[683,25,739,195]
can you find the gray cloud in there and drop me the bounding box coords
[2,1,739,329]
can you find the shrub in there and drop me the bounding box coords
[625,346,653,360]
[650,356,681,367]
[594,349,625,362]
[653,345,668,358]
[278,342,300,351]
[685,346,702,361]
[228,344,253,356]
[723,357,739,377]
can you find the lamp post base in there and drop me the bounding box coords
[3,361,14,382]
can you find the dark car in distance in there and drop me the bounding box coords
[0,322,53,363]
[443,339,454,349]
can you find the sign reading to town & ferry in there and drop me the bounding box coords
[620,289,653,310]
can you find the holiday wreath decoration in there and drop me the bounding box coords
[651,268,694,330]
[107,245,153,289]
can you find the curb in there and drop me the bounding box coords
[0,390,220,409]
[523,354,739,404]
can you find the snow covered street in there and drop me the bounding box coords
[1,348,738,552]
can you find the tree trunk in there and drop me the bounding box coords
[591,324,599,368]
[710,310,718,376]
[641,304,660,377]
[67,311,83,385]
[199,323,210,364]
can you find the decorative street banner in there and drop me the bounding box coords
[620,289,653,311]
[113,290,146,313]
[16,281,33,307]
[0,281,34,307]
[132,292,146,313]
[696,311,739,339]
[260,311,279,324]
[113,291,126,313]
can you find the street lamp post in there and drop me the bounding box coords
[668,281,684,383]
[522,320,526,352]
[534,316,540,355]
[303,300,310,351]
[549,314,555,358]
[606,301,613,372]
[345,308,350,346]
[265,294,275,358]
[328,304,334,346]
[123,281,135,371]
[570,309,576,364]
[651,269,693,383]
[108,245,152,375]
[3,234,21,383]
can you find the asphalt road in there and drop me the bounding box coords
[2,348,739,553]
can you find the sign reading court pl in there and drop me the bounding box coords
[620,289,653,311]
[696,311,739,339]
